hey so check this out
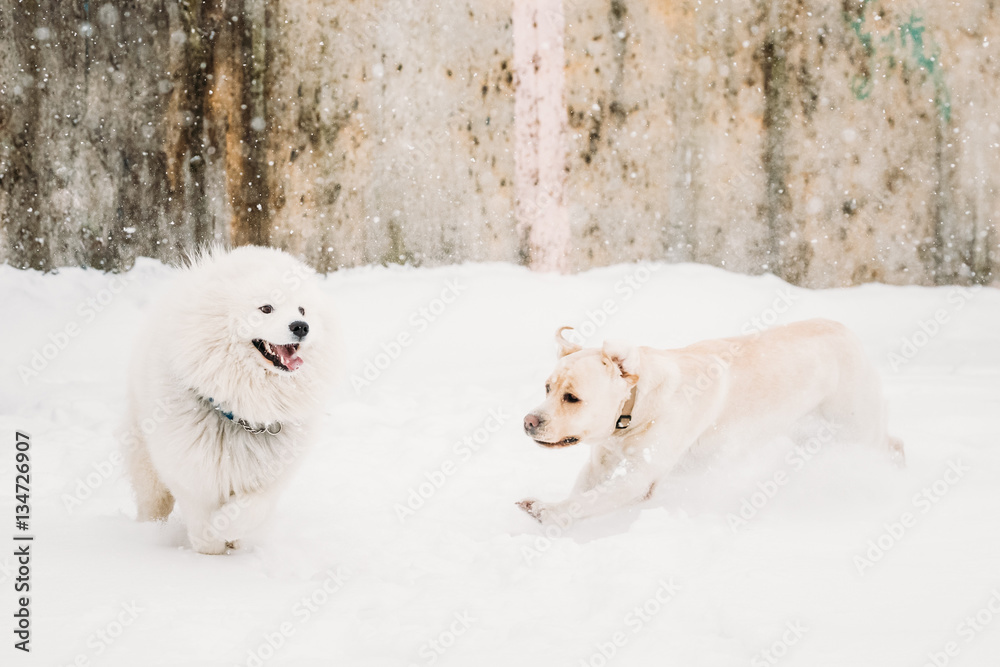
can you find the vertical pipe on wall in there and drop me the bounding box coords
[513,0,570,273]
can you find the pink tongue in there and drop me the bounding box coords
[275,344,303,371]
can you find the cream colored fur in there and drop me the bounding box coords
[519,319,904,524]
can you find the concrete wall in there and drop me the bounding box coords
[1,0,997,286]
[563,0,999,286]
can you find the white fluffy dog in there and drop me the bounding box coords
[123,246,337,554]
[519,320,904,524]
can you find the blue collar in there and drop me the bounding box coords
[208,397,235,421]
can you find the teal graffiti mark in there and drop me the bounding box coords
[847,1,876,100]
[845,2,951,122]
[899,15,951,121]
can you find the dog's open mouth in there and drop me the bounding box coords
[252,339,303,372]
[534,436,580,448]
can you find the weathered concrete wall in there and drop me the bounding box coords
[0,0,270,269]
[263,0,518,271]
[1,0,997,286]
[563,0,999,286]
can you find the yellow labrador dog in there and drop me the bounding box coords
[518,320,904,524]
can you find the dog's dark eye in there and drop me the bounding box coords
[259,305,273,314]
[563,393,580,404]
[545,384,551,394]
[298,306,305,316]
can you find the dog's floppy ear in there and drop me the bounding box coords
[555,326,583,358]
[602,340,639,386]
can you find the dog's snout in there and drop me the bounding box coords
[289,320,309,339]
[524,413,541,434]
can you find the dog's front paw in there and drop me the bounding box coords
[188,522,229,555]
[516,498,546,523]
[189,534,228,555]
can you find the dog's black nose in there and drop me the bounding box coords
[524,414,541,434]
[289,320,309,339]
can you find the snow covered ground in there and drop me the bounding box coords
[2,259,999,667]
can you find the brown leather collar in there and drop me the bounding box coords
[615,385,638,430]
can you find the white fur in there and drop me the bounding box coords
[123,246,337,554]
[519,319,904,524]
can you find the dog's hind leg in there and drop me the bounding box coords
[817,361,904,466]
[123,429,175,521]
[887,434,906,467]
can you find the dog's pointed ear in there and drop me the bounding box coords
[602,340,639,386]
[555,326,583,358]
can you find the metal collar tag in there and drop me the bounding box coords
[615,385,637,430]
